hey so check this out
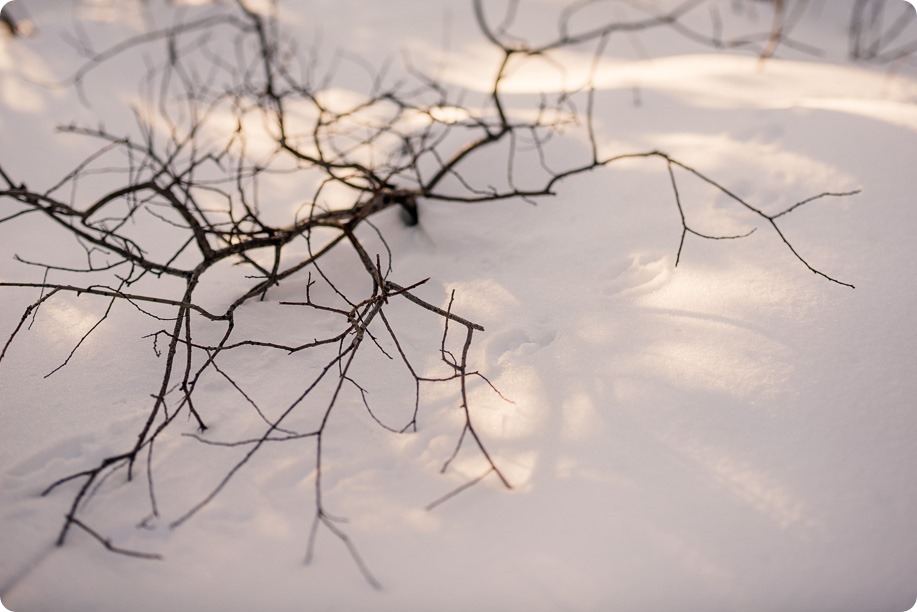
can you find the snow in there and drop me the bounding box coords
[1,0,917,610]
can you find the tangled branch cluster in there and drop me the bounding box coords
[0,0,858,586]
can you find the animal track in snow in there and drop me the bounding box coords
[7,435,88,480]
[485,324,557,367]
[600,254,670,298]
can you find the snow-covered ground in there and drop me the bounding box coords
[1,0,916,610]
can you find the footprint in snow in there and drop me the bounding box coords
[601,254,670,298]
[485,324,557,367]
[6,434,90,482]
